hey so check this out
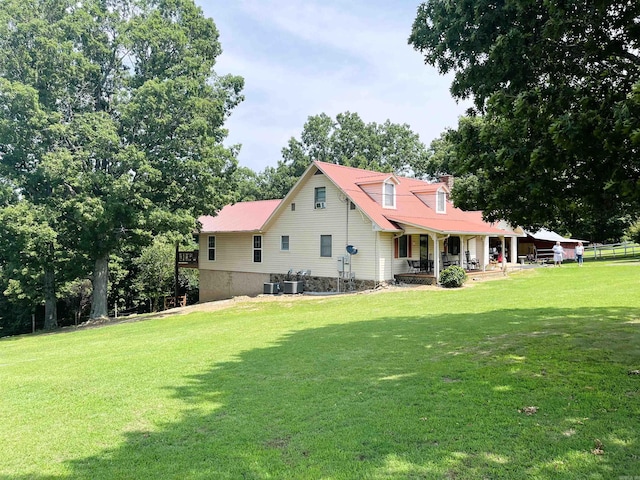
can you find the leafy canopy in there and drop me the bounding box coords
[409,0,640,240]
[243,112,430,200]
[0,0,243,319]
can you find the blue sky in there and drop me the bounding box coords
[196,1,471,172]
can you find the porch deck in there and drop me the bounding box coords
[395,268,508,286]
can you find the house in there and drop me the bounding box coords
[518,228,589,262]
[196,161,523,301]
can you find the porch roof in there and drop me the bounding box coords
[386,213,514,236]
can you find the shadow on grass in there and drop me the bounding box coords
[7,307,640,479]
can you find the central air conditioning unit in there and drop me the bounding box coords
[315,201,326,209]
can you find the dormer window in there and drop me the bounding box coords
[436,188,446,213]
[383,181,395,208]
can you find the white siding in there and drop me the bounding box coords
[199,173,395,283]
[199,233,272,274]
[267,173,383,280]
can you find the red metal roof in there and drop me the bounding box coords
[199,199,281,233]
[314,161,517,236]
[198,162,518,237]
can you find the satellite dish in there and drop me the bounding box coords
[346,245,358,255]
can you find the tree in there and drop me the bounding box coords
[256,112,430,200]
[0,201,66,329]
[133,235,199,312]
[133,238,176,312]
[409,0,640,240]
[0,0,243,319]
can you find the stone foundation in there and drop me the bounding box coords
[269,274,376,293]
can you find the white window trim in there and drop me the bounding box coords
[281,235,290,251]
[436,188,446,214]
[207,235,216,261]
[253,235,262,263]
[320,235,332,257]
[314,187,326,209]
[383,181,396,209]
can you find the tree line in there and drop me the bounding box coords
[2,0,639,336]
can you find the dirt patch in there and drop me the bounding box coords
[74,274,511,331]
[73,283,437,330]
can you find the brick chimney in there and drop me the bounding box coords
[439,175,454,189]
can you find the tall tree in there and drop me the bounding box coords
[258,112,430,200]
[0,0,243,319]
[409,0,640,238]
[0,200,66,329]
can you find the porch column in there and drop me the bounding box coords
[483,236,490,271]
[431,233,439,281]
[461,236,467,268]
[509,236,518,265]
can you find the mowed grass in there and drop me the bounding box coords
[1,262,639,479]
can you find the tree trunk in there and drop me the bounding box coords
[43,266,58,330]
[90,253,109,319]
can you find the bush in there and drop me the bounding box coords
[623,220,640,244]
[439,265,467,288]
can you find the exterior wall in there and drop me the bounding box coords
[266,173,383,281]
[198,172,394,299]
[199,270,270,302]
[199,232,275,274]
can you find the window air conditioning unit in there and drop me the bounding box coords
[315,201,326,209]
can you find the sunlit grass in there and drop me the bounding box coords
[1,262,639,479]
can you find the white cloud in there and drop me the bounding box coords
[198,0,471,172]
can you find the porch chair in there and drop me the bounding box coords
[465,251,479,270]
[407,259,420,273]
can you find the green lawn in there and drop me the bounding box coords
[1,261,639,479]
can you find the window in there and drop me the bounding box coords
[447,236,460,255]
[291,203,295,211]
[383,182,395,208]
[208,236,216,261]
[320,235,332,257]
[253,235,262,263]
[281,235,290,251]
[315,187,326,209]
[394,235,411,258]
[436,189,446,213]
[350,201,356,210]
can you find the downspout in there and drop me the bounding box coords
[345,196,349,249]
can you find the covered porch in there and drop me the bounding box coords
[397,229,522,283]
[394,266,510,286]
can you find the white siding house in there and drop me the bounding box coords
[196,161,523,301]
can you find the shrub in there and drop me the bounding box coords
[623,220,640,244]
[439,265,467,288]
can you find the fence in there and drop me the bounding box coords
[584,242,640,259]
